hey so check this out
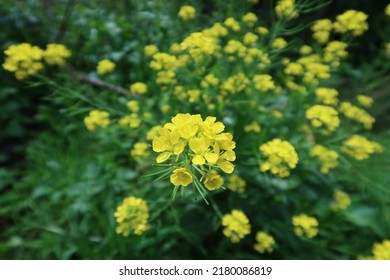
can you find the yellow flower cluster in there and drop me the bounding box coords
[97,59,115,75]
[242,12,258,28]
[222,209,251,243]
[309,145,339,174]
[150,52,178,85]
[292,214,319,238]
[44,43,71,65]
[224,17,241,32]
[315,87,339,106]
[130,82,148,95]
[152,113,235,191]
[221,72,250,95]
[114,196,149,236]
[372,240,390,260]
[306,105,340,133]
[339,102,375,130]
[254,231,275,254]
[227,174,246,193]
[180,32,218,60]
[333,10,369,36]
[356,95,373,108]
[312,19,332,44]
[244,121,261,133]
[341,135,383,160]
[259,138,299,177]
[330,190,351,211]
[130,142,149,161]
[275,0,298,19]
[84,110,110,131]
[3,43,44,80]
[178,5,196,21]
[272,37,288,49]
[144,45,159,57]
[253,74,275,93]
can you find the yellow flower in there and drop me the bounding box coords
[331,190,351,211]
[114,196,149,236]
[300,45,312,55]
[272,37,287,49]
[130,142,149,161]
[311,19,332,44]
[224,17,240,31]
[339,102,375,130]
[259,138,299,177]
[144,44,158,57]
[306,105,340,133]
[152,128,186,163]
[170,167,193,187]
[243,32,259,45]
[356,95,373,108]
[180,32,218,59]
[44,44,71,65]
[130,82,148,95]
[2,43,44,80]
[84,110,110,131]
[372,240,390,260]
[203,170,224,191]
[178,5,196,21]
[309,145,338,174]
[386,4,390,16]
[315,87,339,106]
[127,100,139,112]
[221,73,250,95]
[292,214,318,238]
[244,121,261,133]
[254,231,275,254]
[275,0,298,19]
[222,210,251,243]
[253,74,275,93]
[146,125,162,141]
[341,135,383,160]
[189,136,219,165]
[97,59,115,75]
[242,12,258,28]
[333,10,368,36]
[256,26,269,35]
[227,174,246,193]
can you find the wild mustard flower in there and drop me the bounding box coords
[333,10,369,36]
[243,32,259,45]
[114,196,149,236]
[253,74,275,93]
[119,114,141,128]
[254,231,275,254]
[146,125,162,141]
[178,5,196,21]
[44,44,71,65]
[221,73,250,95]
[144,44,159,57]
[272,37,287,49]
[330,190,351,211]
[224,17,241,32]
[170,167,194,187]
[323,41,348,67]
[227,174,246,193]
[339,102,375,130]
[222,209,251,243]
[180,32,218,59]
[284,62,304,76]
[259,139,299,177]
[300,45,312,55]
[127,100,140,113]
[292,214,318,238]
[315,87,339,106]
[341,135,383,160]
[3,43,44,80]
[130,82,148,95]
[305,105,340,133]
[275,0,298,19]
[97,59,115,75]
[309,145,339,174]
[256,26,269,35]
[203,170,224,191]
[244,121,261,133]
[311,19,332,44]
[242,12,258,28]
[84,110,110,131]
[357,95,373,108]
[130,142,150,161]
[372,240,390,260]
[201,74,219,88]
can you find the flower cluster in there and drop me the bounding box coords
[275,0,298,19]
[259,139,299,177]
[339,102,375,130]
[178,5,196,21]
[222,209,251,243]
[356,95,373,108]
[84,110,110,131]
[227,174,246,193]
[292,214,319,238]
[130,142,150,161]
[114,196,150,236]
[333,10,369,36]
[330,190,351,211]
[152,113,235,192]
[372,240,390,260]
[254,231,276,254]
[130,82,148,95]
[315,87,339,106]
[305,105,340,134]
[97,59,115,75]
[3,43,71,80]
[341,135,383,160]
[309,145,339,174]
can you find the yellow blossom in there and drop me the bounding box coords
[170,167,193,187]
[275,0,298,19]
[339,102,375,129]
[146,125,162,141]
[309,145,339,174]
[84,110,110,131]
[114,196,149,236]
[372,240,390,260]
[119,114,141,129]
[242,12,258,27]
[341,135,383,160]
[386,4,390,16]
[222,210,251,243]
[244,121,261,133]
[357,95,373,108]
[254,231,275,254]
[44,44,71,65]
[315,87,339,106]
[97,59,115,75]
[130,142,149,161]
[202,170,224,191]
[331,190,351,211]
[144,44,159,57]
[306,105,340,133]
[333,10,368,36]
[224,17,240,31]
[292,214,318,238]
[227,174,246,193]
[311,19,332,44]
[253,74,275,93]
[130,82,148,95]
[178,5,196,21]
[272,37,287,49]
